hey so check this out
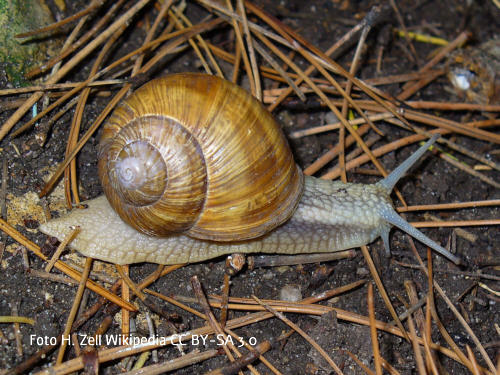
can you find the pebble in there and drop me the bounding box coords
[279,284,302,302]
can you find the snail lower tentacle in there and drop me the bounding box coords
[39,74,463,265]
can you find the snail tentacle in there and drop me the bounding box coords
[379,207,462,264]
[378,134,439,192]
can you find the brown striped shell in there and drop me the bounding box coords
[98,73,304,241]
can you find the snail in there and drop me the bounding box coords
[39,73,462,265]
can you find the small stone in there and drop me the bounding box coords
[356,267,369,276]
[279,284,302,302]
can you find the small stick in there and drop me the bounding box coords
[411,219,500,228]
[339,11,378,182]
[123,349,219,375]
[290,112,392,139]
[16,0,104,38]
[252,295,344,375]
[45,226,80,272]
[56,257,93,364]
[134,0,174,74]
[438,152,500,189]
[389,0,419,64]
[238,0,261,100]
[404,281,425,335]
[407,313,426,375]
[224,0,255,95]
[225,327,282,375]
[20,246,30,271]
[367,283,382,375]
[361,245,409,342]
[145,289,206,319]
[397,199,500,212]
[191,276,237,363]
[119,265,131,342]
[231,34,242,83]
[248,250,356,268]
[343,350,375,374]
[253,39,306,101]
[168,8,214,75]
[28,269,78,286]
[0,316,35,325]
[407,100,500,112]
[206,340,273,375]
[0,80,124,96]
[11,303,23,357]
[422,313,440,375]
[1,158,7,220]
[145,312,158,364]
[466,345,482,375]
[304,124,370,176]
[220,254,244,328]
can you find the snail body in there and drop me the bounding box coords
[40,73,461,265]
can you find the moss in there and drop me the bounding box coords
[0,0,55,84]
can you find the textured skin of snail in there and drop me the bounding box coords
[40,178,391,264]
[39,74,462,265]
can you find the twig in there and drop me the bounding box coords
[237,0,261,100]
[11,303,23,357]
[397,199,500,212]
[45,226,80,272]
[123,349,219,375]
[191,276,237,364]
[407,313,426,375]
[0,80,123,96]
[411,219,500,228]
[224,0,255,95]
[56,257,93,364]
[252,295,344,375]
[16,0,104,38]
[247,251,356,268]
[438,152,500,189]
[360,246,409,342]
[0,316,34,325]
[290,112,392,139]
[367,283,382,375]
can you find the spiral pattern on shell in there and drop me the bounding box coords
[98,73,304,241]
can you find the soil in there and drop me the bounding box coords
[0,0,498,374]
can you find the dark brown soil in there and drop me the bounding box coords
[0,1,498,374]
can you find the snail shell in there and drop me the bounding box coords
[98,73,303,240]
